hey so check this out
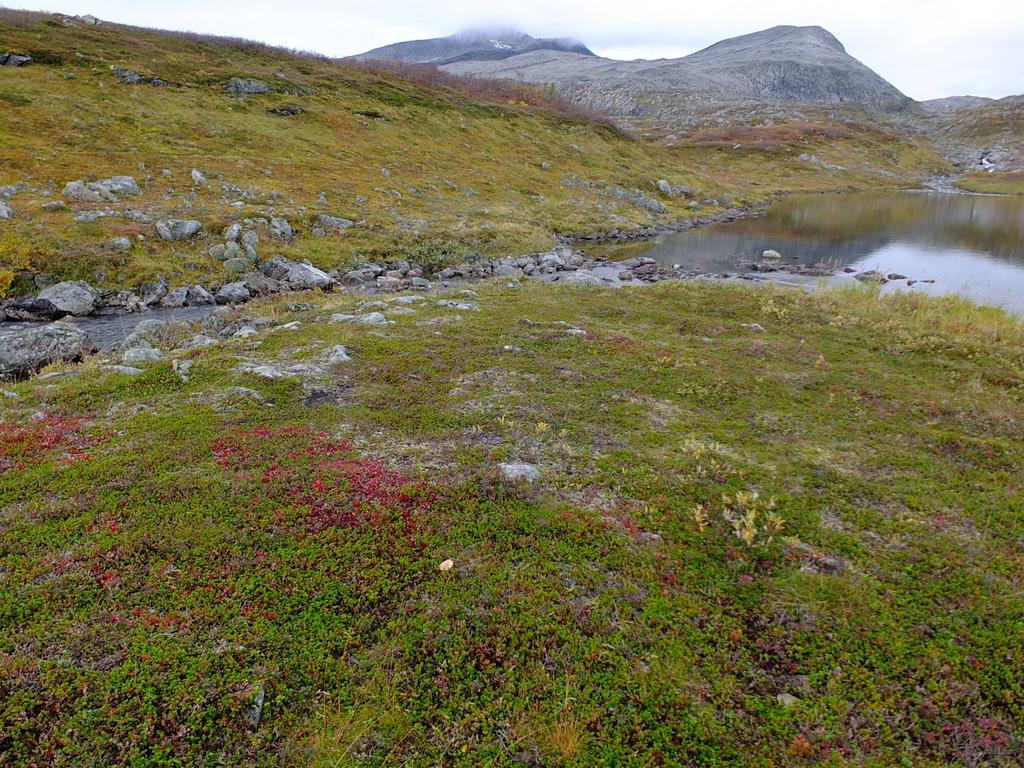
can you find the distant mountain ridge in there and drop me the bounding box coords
[355,29,594,66]
[359,25,912,114]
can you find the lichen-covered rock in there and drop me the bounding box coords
[0,323,93,378]
[259,256,333,290]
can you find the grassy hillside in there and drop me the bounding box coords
[1,280,1022,766]
[664,118,950,196]
[0,10,716,295]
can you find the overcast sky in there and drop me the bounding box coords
[9,1,1024,99]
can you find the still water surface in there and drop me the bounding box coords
[589,191,1024,314]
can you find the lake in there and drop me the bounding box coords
[586,191,1024,314]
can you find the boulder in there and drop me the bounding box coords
[258,256,333,290]
[139,275,169,307]
[35,281,100,317]
[155,219,202,241]
[186,285,215,305]
[122,346,163,364]
[109,236,132,250]
[215,281,251,304]
[0,323,94,378]
[225,77,270,95]
[656,179,672,196]
[270,217,293,239]
[318,214,354,231]
[223,223,242,241]
[2,53,32,67]
[63,180,102,203]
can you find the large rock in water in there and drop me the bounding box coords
[35,281,100,317]
[155,219,202,241]
[0,323,94,378]
[259,256,333,290]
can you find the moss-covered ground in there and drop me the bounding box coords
[2,279,1022,766]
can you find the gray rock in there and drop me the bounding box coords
[41,201,66,212]
[155,219,202,241]
[258,256,332,290]
[159,287,191,308]
[762,249,782,260]
[656,179,672,196]
[325,345,351,364]
[191,168,209,186]
[498,462,541,483]
[62,180,101,203]
[241,230,259,248]
[215,281,251,304]
[225,77,270,94]
[186,285,215,306]
[122,346,163,364]
[224,258,252,273]
[208,244,227,260]
[318,214,354,231]
[109,236,132,250]
[36,281,100,317]
[223,223,242,241]
[187,334,216,349]
[855,270,888,284]
[3,53,32,67]
[556,270,603,286]
[0,323,94,378]
[0,200,10,220]
[270,217,293,239]
[139,275,169,307]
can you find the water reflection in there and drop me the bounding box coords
[587,192,1024,313]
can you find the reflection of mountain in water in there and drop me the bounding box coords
[598,192,1024,272]
[588,192,1024,314]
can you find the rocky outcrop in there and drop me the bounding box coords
[0,323,94,378]
[63,177,141,202]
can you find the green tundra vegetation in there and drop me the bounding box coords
[2,9,1023,768]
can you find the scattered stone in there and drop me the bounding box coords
[155,219,203,241]
[887,273,908,281]
[187,334,217,349]
[762,249,782,260]
[438,559,454,572]
[0,200,10,220]
[41,201,67,212]
[223,223,242,241]
[191,168,209,186]
[0,323,94,378]
[498,462,541,483]
[109,236,132,250]
[740,323,766,332]
[437,300,480,312]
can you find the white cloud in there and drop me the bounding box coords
[11,0,1024,99]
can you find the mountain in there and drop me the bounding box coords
[364,25,912,123]
[921,95,995,114]
[356,29,594,66]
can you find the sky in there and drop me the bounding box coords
[8,1,1024,99]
